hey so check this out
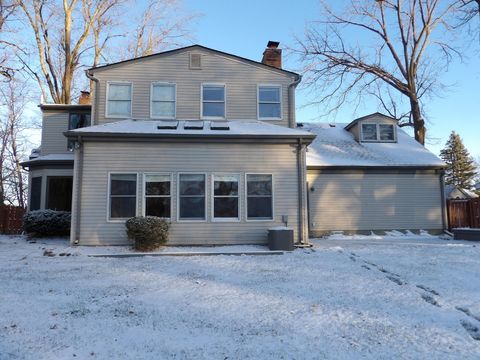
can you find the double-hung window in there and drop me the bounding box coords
[258,85,281,120]
[178,174,206,220]
[202,84,225,119]
[151,83,176,119]
[109,174,137,220]
[213,175,239,220]
[361,123,396,142]
[144,174,171,218]
[107,82,132,118]
[246,174,273,220]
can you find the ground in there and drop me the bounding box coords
[1,233,479,359]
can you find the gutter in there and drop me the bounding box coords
[288,74,302,128]
[85,70,99,125]
[73,136,84,245]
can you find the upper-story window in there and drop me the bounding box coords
[106,82,132,118]
[151,83,176,119]
[258,85,281,120]
[68,112,91,150]
[361,123,396,142]
[202,84,225,119]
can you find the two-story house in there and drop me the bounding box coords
[22,42,447,246]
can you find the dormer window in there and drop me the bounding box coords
[361,123,396,142]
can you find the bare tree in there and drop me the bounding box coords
[457,0,480,26]
[0,1,17,80]
[295,0,465,145]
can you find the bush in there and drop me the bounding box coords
[125,216,169,251]
[23,210,71,237]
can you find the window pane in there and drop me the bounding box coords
[108,84,131,100]
[179,197,205,219]
[247,175,272,195]
[259,103,281,118]
[379,124,394,141]
[214,175,239,196]
[145,197,170,218]
[30,177,42,211]
[108,101,131,116]
[110,197,136,218]
[47,177,73,211]
[362,124,377,141]
[152,84,175,101]
[203,86,224,101]
[247,197,272,219]
[111,174,137,195]
[179,174,205,195]
[145,175,170,195]
[259,87,280,102]
[203,102,225,117]
[214,198,238,218]
[152,102,175,118]
[69,113,91,130]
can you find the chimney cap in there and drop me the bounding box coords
[267,41,280,49]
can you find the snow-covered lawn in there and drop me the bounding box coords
[1,234,480,359]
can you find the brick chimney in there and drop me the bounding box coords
[78,91,91,105]
[261,41,282,69]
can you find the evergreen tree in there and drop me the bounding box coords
[440,131,477,189]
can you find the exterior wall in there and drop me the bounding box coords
[28,167,74,211]
[91,48,296,127]
[41,111,70,155]
[307,169,444,234]
[73,141,300,245]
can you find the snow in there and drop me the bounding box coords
[21,153,74,163]
[1,234,480,359]
[304,122,445,167]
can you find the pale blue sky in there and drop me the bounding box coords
[184,0,479,158]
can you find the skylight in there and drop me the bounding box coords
[184,121,204,130]
[210,121,230,130]
[157,120,178,130]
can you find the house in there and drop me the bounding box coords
[21,42,447,246]
[444,184,479,200]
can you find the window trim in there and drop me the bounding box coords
[177,172,208,222]
[201,83,226,120]
[105,81,133,119]
[360,122,397,143]
[211,173,241,222]
[245,173,274,222]
[150,82,176,120]
[257,84,282,121]
[142,173,173,220]
[106,172,139,223]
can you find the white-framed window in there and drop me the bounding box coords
[143,174,171,218]
[178,173,207,221]
[361,123,396,142]
[201,84,225,119]
[106,82,132,118]
[246,174,273,220]
[257,85,282,120]
[212,174,240,221]
[151,83,176,119]
[108,173,137,220]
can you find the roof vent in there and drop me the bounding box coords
[329,123,336,127]
[157,120,178,130]
[210,121,230,130]
[184,121,204,130]
[190,53,202,69]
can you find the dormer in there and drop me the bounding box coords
[344,112,397,143]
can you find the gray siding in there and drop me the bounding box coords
[92,48,295,127]
[307,170,443,233]
[41,111,70,155]
[73,141,299,245]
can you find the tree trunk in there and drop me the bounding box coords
[410,96,426,145]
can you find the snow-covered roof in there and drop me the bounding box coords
[445,185,479,199]
[304,122,445,168]
[21,153,74,167]
[66,120,315,140]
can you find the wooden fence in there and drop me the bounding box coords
[0,205,26,235]
[447,198,480,230]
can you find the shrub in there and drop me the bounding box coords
[23,210,71,237]
[125,216,169,251]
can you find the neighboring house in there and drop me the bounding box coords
[444,184,479,200]
[21,42,447,246]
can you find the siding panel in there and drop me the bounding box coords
[41,111,70,155]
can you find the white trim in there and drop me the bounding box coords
[142,173,173,220]
[245,173,274,222]
[150,82,176,119]
[257,84,282,121]
[360,122,397,143]
[105,81,133,119]
[177,172,208,222]
[201,83,226,120]
[106,172,139,223]
[211,173,241,222]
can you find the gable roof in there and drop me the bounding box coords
[445,185,479,199]
[88,45,300,78]
[303,122,445,169]
[344,112,397,130]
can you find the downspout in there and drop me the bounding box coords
[85,70,99,125]
[296,137,307,245]
[73,135,84,245]
[288,74,302,128]
[439,169,449,234]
